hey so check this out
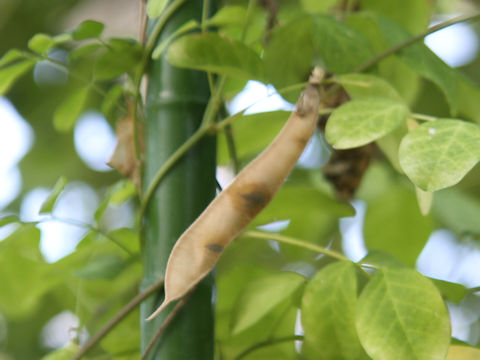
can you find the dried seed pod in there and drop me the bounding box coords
[147,68,324,320]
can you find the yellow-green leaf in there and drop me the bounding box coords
[326,98,409,149]
[399,119,480,191]
[357,267,450,360]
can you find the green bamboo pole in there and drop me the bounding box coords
[140,1,216,359]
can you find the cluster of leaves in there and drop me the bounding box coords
[1,0,480,359]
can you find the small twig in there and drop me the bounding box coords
[141,294,191,359]
[243,230,348,261]
[224,123,240,174]
[411,112,437,122]
[139,0,148,45]
[234,335,304,360]
[354,12,480,73]
[70,278,164,360]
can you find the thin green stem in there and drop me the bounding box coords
[411,112,437,122]
[235,335,304,360]
[224,123,240,173]
[140,125,212,219]
[26,216,136,257]
[243,230,348,261]
[71,278,164,360]
[354,12,480,73]
[144,0,187,60]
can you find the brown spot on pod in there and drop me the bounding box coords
[205,243,224,253]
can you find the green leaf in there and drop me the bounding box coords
[301,261,368,360]
[207,6,247,27]
[147,0,168,19]
[0,60,36,95]
[254,185,355,254]
[231,272,305,335]
[300,0,338,14]
[399,119,480,191]
[376,16,458,115]
[0,48,27,68]
[101,84,124,120]
[166,33,264,80]
[263,16,313,102]
[356,267,450,360]
[95,180,137,223]
[359,251,405,269]
[446,345,480,360]
[335,73,403,102]
[311,14,375,74]
[360,0,433,34]
[28,33,54,54]
[68,42,102,61]
[217,110,288,165]
[0,215,20,227]
[431,279,468,304]
[152,19,200,60]
[41,342,79,360]
[72,20,104,40]
[93,39,142,80]
[364,186,433,266]
[52,33,73,46]
[325,98,409,149]
[40,176,67,214]
[74,254,128,279]
[53,87,89,132]
[433,189,480,237]
[0,226,53,317]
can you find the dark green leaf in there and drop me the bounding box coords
[217,110,288,165]
[335,73,403,102]
[93,39,142,80]
[74,254,127,279]
[364,186,433,266]
[399,120,480,191]
[434,189,480,237]
[302,261,368,360]
[101,84,124,120]
[207,6,247,27]
[254,185,355,249]
[166,33,265,80]
[360,0,433,34]
[146,0,168,19]
[152,19,200,60]
[431,278,468,303]
[311,14,374,74]
[300,0,337,14]
[28,33,54,54]
[231,272,305,335]
[39,176,67,214]
[376,17,458,115]
[325,98,409,149]
[72,20,104,40]
[68,42,102,61]
[0,60,36,95]
[53,87,89,132]
[263,16,313,102]
[357,267,450,360]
